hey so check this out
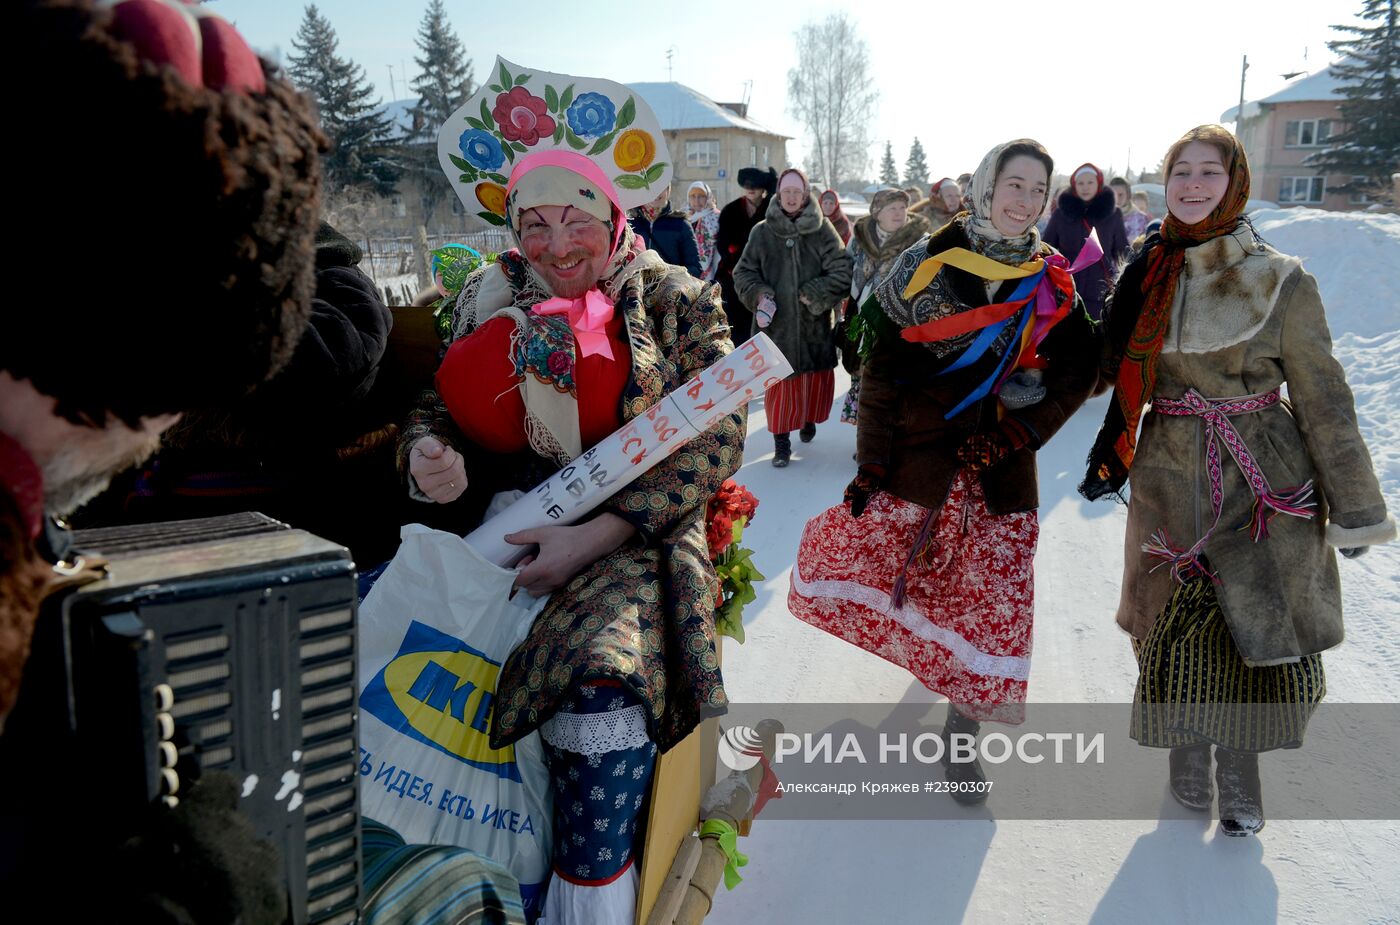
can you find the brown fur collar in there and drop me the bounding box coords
[852,212,931,264]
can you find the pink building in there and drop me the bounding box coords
[1222,65,1377,212]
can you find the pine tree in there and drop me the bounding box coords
[1304,0,1399,205]
[904,137,930,187]
[287,5,398,195]
[879,142,899,185]
[405,0,475,224]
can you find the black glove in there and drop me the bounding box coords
[844,464,885,518]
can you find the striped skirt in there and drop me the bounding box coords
[361,818,528,925]
[1131,578,1326,752]
[765,370,836,434]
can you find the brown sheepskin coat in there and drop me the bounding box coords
[1113,226,1395,664]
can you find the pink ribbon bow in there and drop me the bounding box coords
[531,287,616,360]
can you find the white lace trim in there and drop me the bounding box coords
[541,704,651,755]
[791,563,1031,681]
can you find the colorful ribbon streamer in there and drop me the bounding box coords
[898,229,1106,419]
[699,818,749,890]
[531,287,616,360]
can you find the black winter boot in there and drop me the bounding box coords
[772,432,792,467]
[1216,748,1265,836]
[1168,743,1214,811]
[799,421,817,443]
[941,707,990,805]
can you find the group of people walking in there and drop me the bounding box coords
[612,125,1390,845]
[3,11,1391,921]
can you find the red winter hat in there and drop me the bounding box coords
[106,0,264,93]
[1071,163,1104,194]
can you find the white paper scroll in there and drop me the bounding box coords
[464,333,792,565]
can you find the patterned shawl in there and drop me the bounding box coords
[963,140,1048,266]
[1080,132,1251,501]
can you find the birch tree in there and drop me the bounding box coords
[787,13,878,188]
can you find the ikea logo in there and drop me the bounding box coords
[360,621,521,781]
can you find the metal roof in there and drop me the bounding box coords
[1221,62,1358,121]
[626,82,789,138]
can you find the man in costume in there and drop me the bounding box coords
[399,58,745,923]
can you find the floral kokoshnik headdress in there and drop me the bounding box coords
[437,57,673,227]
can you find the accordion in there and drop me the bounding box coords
[0,513,361,925]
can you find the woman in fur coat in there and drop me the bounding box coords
[715,167,778,337]
[1044,162,1127,321]
[1081,124,1395,836]
[790,140,1099,801]
[733,169,852,466]
[841,188,930,423]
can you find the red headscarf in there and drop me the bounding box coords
[819,188,852,244]
[1082,128,1251,499]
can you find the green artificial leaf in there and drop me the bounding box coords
[614,174,649,190]
[565,128,588,151]
[459,173,474,184]
[481,99,493,127]
[617,96,636,130]
[477,211,507,226]
[488,84,504,94]
[465,116,486,131]
[448,153,472,172]
[514,73,532,87]
[587,132,616,156]
[545,84,559,112]
[643,162,666,184]
[553,124,565,145]
[501,143,515,164]
[485,172,509,185]
[511,141,528,153]
[498,61,512,88]
[559,84,575,111]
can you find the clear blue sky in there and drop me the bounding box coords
[224,0,1366,182]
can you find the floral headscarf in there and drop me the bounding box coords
[963,139,1051,266]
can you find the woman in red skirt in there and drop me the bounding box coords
[789,140,1100,801]
[733,169,853,466]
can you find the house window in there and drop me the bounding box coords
[750,145,757,167]
[392,194,407,218]
[762,146,770,165]
[1284,119,1334,147]
[1279,176,1325,203]
[1349,176,1371,204]
[686,139,721,168]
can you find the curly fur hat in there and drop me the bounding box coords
[4,0,326,429]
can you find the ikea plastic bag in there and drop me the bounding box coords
[357,524,553,912]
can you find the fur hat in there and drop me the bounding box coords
[737,166,778,195]
[870,188,910,215]
[6,0,324,430]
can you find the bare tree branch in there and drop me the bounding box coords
[786,12,878,188]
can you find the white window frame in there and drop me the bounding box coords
[1279,176,1325,204]
[1349,176,1371,204]
[1284,118,1334,148]
[685,139,721,169]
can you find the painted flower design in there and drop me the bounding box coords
[613,129,656,173]
[547,350,573,376]
[492,86,555,146]
[476,182,508,217]
[458,128,505,171]
[565,92,616,139]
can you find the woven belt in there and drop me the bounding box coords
[1144,387,1315,583]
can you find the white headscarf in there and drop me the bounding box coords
[963,139,1050,265]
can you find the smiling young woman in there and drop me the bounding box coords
[1082,123,1396,837]
[790,139,1100,804]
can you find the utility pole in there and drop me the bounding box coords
[666,46,676,81]
[387,64,396,101]
[1237,54,1250,127]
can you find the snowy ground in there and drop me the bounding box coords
[709,208,1400,924]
